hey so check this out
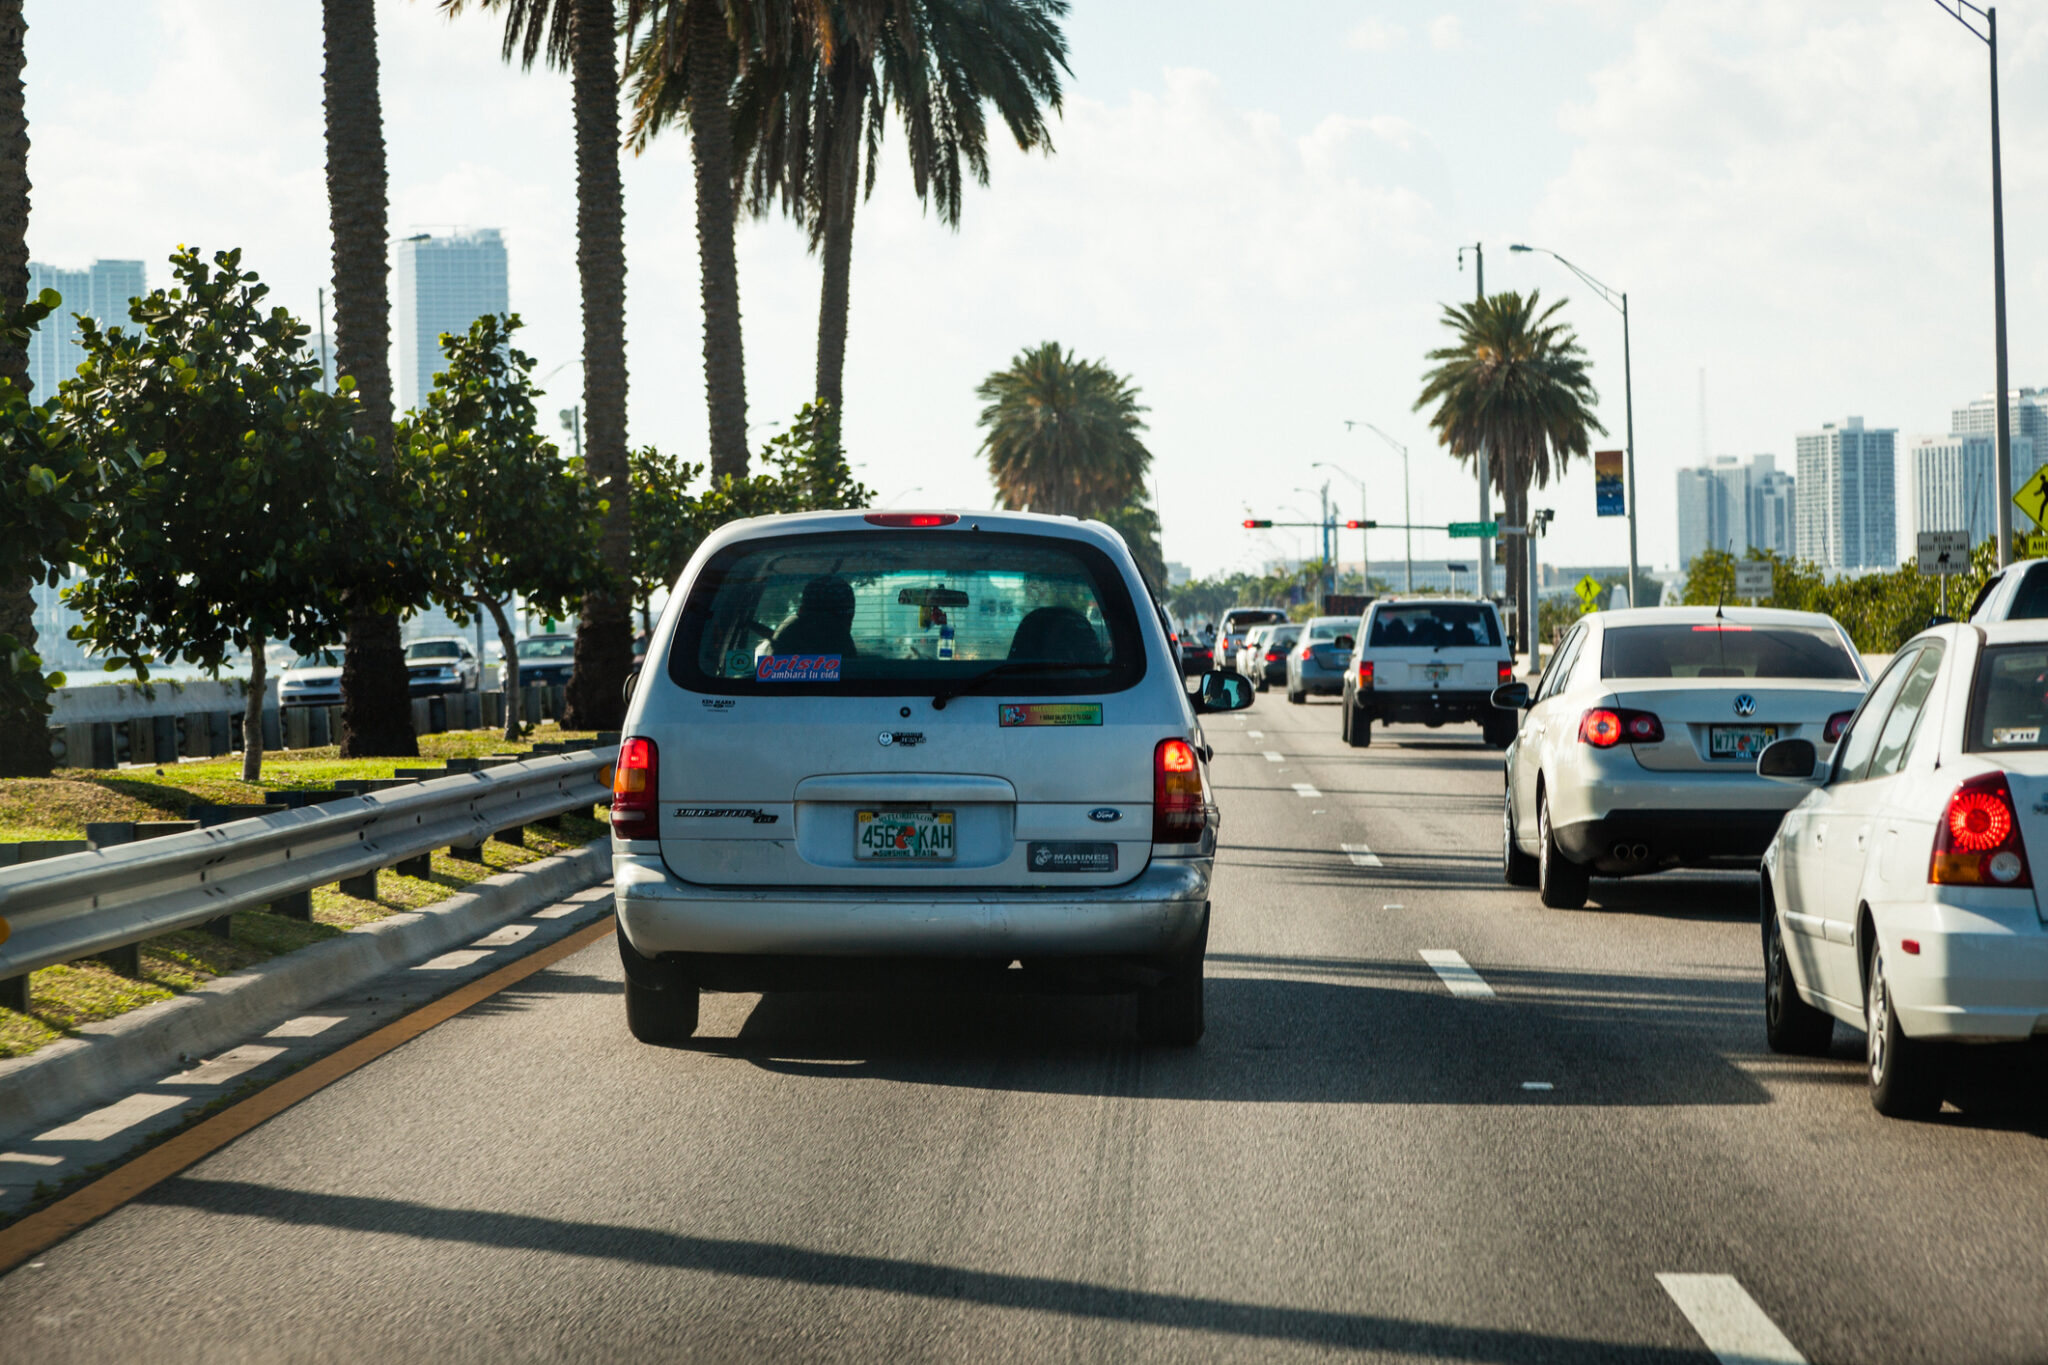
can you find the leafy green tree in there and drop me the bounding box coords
[1099,492,1165,588]
[1679,541,1999,654]
[435,0,638,731]
[401,314,606,739]
[323,0,417,757]
[976,341,1150,517]
[0,293,90,776]
[1415,290,1603,654]
[59,248,405,782]
[628,444,708,633]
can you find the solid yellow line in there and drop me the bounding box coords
[0,914,618,1276]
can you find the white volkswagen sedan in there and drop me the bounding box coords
[1756,620,2048,1118]
[612,509,1253,1048]
[1494,607,1870,909]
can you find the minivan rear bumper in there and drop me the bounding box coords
[612,850,1211,958]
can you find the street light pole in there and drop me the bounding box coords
[1353,424,1415,593]
[1459,243,1492,598]
[1934,1,2013,564]
[1509,243,1638,606]
[1313,460,1372,592]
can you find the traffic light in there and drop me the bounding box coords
[1242,519,1272,528]
[1344,519,1377,529]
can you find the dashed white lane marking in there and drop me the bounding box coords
[37,1093,190,1143]
[1291,783,1321,798]
[471,923,537,948]
[1521,1081,1554,1091]
[266,1014,344,1038]
[1419,949,1494,999]
[1247,729,1264,739]
[1657,1274,1807,1364]
[0,1152,63,1167]
[415,949,493,972]
[164,1044,287,1086]
[1341,842,1383,868]
[1263,751,1285,763]
[1382,903,1404,910]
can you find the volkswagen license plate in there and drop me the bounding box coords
[1709,725,1776,760]
[856,809,956,860]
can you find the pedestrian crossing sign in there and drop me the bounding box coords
[2014,468,2048,530]
[1575,575,1603,611]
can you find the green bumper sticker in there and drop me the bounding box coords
[998,703,1102,727]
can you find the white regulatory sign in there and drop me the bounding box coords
[1917,529,1971,576]
[1733,562,1772,599]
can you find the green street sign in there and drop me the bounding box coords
[1447,520,1498,539]
[1575,575,1604,611]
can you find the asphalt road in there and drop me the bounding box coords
[5,694,2048,1362]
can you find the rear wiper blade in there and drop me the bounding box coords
[931,661,1113,710]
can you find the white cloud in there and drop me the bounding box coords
[1346,19,1406,53]
[1430,15,1464,50]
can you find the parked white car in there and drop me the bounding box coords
[1756,619,2048,1117]
[1343,597,1514,748]
[404,636,480,697]
[1494,606,1870,908]
[278,647,344,708]
[611,509,1254,1048]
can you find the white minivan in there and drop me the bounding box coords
[611,510,1253,1047]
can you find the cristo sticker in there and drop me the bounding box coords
[757,653,841,682]
[999,702,1102,727]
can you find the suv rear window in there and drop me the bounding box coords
[1969,645,2048,751]
[1600,624,1859,680]
[1367,603,1499,649]
[668,530,1146,696]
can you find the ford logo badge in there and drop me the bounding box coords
[1733,694,1757,717]
[1088,808,1122,823]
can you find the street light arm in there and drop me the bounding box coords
[1509,244,1624,315]
[1357,422,1407,458]
[1932,0,1992,43]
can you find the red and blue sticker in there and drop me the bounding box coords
[757,653,842,682]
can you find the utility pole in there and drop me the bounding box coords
[317,288,329,394]
[1460,242,1492,598]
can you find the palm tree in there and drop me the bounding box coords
[0,0,46,777]
[437,0,637,729]
[323,0,417,757]
[1414,290,1603,658]
[976,341,1150,518]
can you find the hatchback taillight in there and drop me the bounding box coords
[1824,710,1855,744]
[1358,660,1375,688]
[1931,772,2032,887]
[610,736,658,835]
[1153,738,1205,843]
[1579,707,1663,747]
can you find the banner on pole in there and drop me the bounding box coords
[1594,450,1626,517]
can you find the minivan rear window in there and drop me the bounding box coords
[1368,603,1499,649]
[668,530,1146,696]
[1600,624,1860,680]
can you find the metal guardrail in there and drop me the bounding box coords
[0,747,616,1011]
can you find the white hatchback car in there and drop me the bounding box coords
[1495,606,1870,908]
[1756,620,2048,1117]
[611,510,1253,1047]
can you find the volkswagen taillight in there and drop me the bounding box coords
[610,736,658,836]
[1358,660,1375,688]
[1579,707,1663,747]
[1930,772,2032,887]
[1824,710,1855,743]
[1153,738,1205,843]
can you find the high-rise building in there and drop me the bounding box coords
[308,330,337,393]
[1675,454,1792,565]
[25,258,145,397]
[394,228,508,411]
[1795,417,1896,573]
[1909,432,2041,550]
[1950,386,2048,450]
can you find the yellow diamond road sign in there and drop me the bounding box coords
[2015,467,2048,530]
[1575,575,1603,611]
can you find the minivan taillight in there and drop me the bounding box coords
[1930,772,2031,887]
[611,737,658,836]
[1579,707,1663,747]
[1498,661,1513,684]
[1153,738,1205,843]
[1824,710,1855,744]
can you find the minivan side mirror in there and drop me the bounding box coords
[1490,682,1531,711]
[621,667,640,709]
[1757,737,1823,784]
[1194,669,1255,713]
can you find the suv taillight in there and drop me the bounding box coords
[610,736,658,835]
[1498,661,1513,684]
[1579,707,1664,747]
[1153,738,1205,843]
[1824,710,1854,743]
[1931,772,2031,887]
[1358,660,1374,688]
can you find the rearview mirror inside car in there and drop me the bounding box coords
[1334,635,1355,650]
[1195,670,1255,713]
[1756,737,1822,784]
[1490,682,1530,711]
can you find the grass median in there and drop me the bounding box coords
[0,725,607,1060]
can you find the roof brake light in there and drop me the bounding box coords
[864,513,959,528]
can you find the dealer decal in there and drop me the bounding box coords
[998,702,1102,727]
[757,653,841,682]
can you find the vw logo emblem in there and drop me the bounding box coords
[1733,694,1757,717]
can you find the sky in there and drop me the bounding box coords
[19,0,2048,582]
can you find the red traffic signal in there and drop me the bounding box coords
[1343,519,1378,529]
[1242,518,1273,528]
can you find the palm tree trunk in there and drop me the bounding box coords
[562,0,631,732]
[1505,469,1531,658]
[322,0,416,758]
[687,0,748,480]
[813,60,864,424]
[0,0,49,779]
